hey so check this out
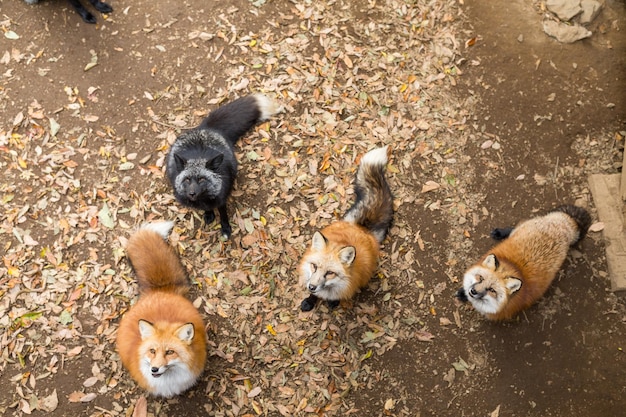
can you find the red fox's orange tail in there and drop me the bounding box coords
[125,222,189,296]
[343,146,394,243]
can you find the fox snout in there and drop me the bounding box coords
[468,285,485,299]
[185,185,201,201]
[308,283,320,292]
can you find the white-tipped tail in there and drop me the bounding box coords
[253,94,282,121]
[361,146,389,167]
[139,221,175,240]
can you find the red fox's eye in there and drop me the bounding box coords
[487,288,497,295]
[310,263,317,272]
[149,348,156,354]
[324,271,335,278]
[165,350,175,356]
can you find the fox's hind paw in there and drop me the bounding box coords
[490,227,514,241]
[326,300,340,310]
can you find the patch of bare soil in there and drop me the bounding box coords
[0,0,625,416]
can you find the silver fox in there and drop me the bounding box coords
[165,94,279,239]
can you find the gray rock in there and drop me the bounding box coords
[546,0,582,21]
[543,20,592,43]
[580,0,602,24]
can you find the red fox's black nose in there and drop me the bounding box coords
[151,367,159,373]
[469,288,478,296]
[308,284,317,292]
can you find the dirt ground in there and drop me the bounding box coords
[1,0,625,416]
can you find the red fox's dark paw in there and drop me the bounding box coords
[327,300,340,309]
[455,287,468,303]
[490,227,513,241]
[301,295,318,311]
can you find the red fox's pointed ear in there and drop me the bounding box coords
[338,246,356,266]
[311,231,327,251]
[176,323,195,343]
[482,254,499,270]
[138,320,155,340]
[504,277,522,294]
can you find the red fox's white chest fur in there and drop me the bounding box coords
[299,222,380,302]
[116,222,207,397]
[457,205,591,321]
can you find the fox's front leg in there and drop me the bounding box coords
[218,205,232,239]
[300,294,319,312]
[203,210,215,224]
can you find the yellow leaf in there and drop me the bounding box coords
[266,324,277,336]
[359,349,373,362]
[18,158,27,169]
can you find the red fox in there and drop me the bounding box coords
[299,146,394,311]
[456,205,592,321]
[116,222,207,397]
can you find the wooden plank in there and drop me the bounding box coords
[588,173,626,292]
[622,146,626,201]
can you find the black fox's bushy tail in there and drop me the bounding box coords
[125,222,189,296]
[199,94,280,146]
[343,146,394,243]
[554,204,592,245]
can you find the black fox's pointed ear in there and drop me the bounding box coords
[206,154,224,170]
[174,154,187,171]
[138,319,155,340]
[338,246,356,266]
[311,231,327,251]
[482,254,499,270]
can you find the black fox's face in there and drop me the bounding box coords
[173,154,223,200]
